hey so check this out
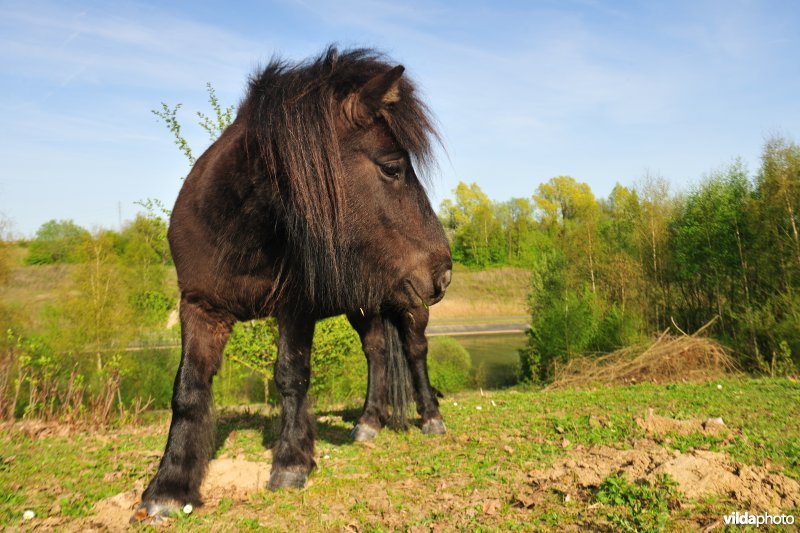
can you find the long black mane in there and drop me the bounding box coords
[237,46,439,313]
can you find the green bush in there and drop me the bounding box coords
[308,315,366,405]
[130,290,173,327]
[223,315,366,407]
[427,336,472,393]
[119,348,181,409]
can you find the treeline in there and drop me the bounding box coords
[441,136,800,381]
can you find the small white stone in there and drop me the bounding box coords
[183,504,193,514]
[453,402,458,406]
[323,454,330,459]
[23,510,35,520]
[716,384,723,390]
[475,405,482,410]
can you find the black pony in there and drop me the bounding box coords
[134,47,452,522]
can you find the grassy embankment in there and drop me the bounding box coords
[1,378,798,530]
[428,265,530,325]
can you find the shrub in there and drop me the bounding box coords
[309,315,366,405]
[427,336,471,393]
[224,315,367,407]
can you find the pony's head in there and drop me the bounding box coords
[241,47,452,313]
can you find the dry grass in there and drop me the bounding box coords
[429,266,530,322]
[549,325,738,390]
[429,299,526,321]
[0,260,73,323]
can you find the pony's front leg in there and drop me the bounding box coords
[134,299,232,523]
[347,313,387,441]
[399,307,446,435]
[269,316,316,490]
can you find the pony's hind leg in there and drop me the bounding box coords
[268,316,316,490]
[347,313,388,441]
[399,308,446,435]
[133,298,232,523]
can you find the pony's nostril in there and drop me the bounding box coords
[435,269,452,295]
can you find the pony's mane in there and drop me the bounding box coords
[237,46,440,311]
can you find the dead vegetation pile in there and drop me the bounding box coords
[550,325,737,390]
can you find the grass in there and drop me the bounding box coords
[429,265,530,323]
[596,474,679,532]
[1,377,799,530]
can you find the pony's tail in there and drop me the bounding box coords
[384,318,414,430]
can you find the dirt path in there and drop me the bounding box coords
[427,320,529,336]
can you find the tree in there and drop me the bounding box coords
[441,182,505,267]
[0,216,12,287]
[534,176,602,293]
[498,197,538,266]
[43,231,133,372]
[669,162,753,336]
[634,174,673,330]
[25,220,90,265]
[748,136,800,369]
[120,215,175,327]
[599,184,645,315]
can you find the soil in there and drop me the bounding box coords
[88,458,271,531]
[523,414,800,514]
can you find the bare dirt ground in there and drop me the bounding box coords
[525,439,799,514]
[90,459,273,531]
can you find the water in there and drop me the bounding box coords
[452,332,526,388]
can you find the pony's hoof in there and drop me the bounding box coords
[421,418,446,435]
[268,470,307,491]
[351,423,379,442]
[129,500,180,525]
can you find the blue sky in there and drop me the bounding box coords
[1,0,798,236]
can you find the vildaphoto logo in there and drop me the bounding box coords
[723,511,795,526]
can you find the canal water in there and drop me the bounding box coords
[451,332,527,389]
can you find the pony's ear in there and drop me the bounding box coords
[344,65,405,126]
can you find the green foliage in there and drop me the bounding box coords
[130,290,173,326]
[440,182,507,267]
[25,219,90,265]
[197,82,235,141]
[152,102,195,166]
[309,315,365,404]
[511,137,800,381]
[427,336,472,393]
[117,348,179,409]
[224,315,366,406]
[0,217,12,287]
[0,329,138,423]
[225,319,278,378]
[596,474,678,533]
[41,232,134,361]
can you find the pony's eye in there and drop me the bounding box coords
[380,163,402,180]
